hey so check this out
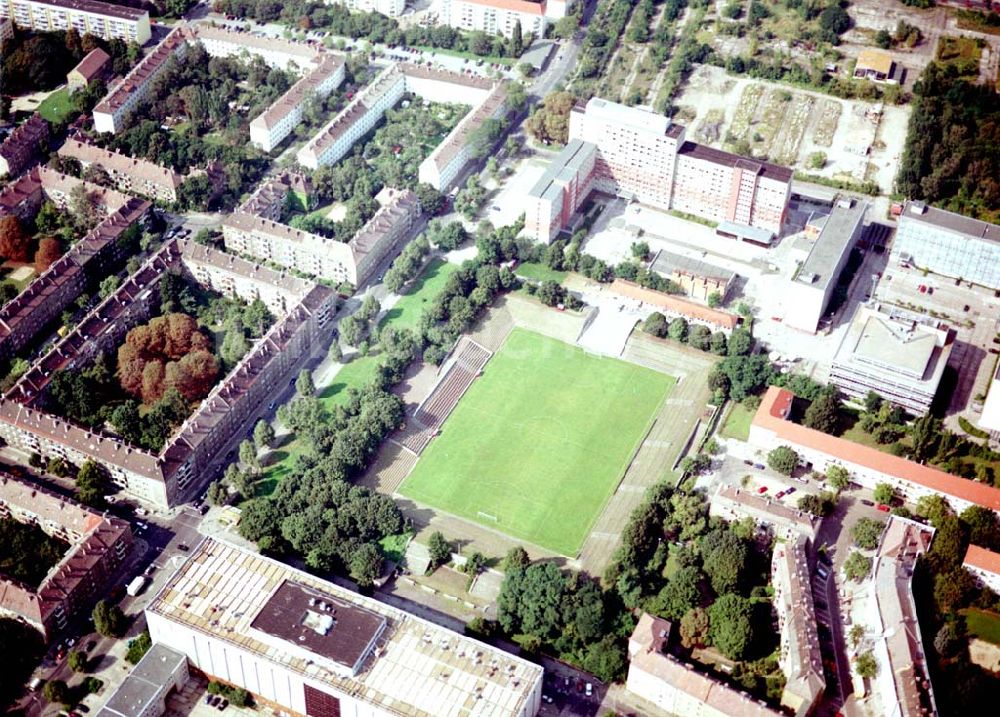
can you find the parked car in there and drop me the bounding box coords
[757,486,768,494]
[877,504,891,513]
[861,499,874,506]
[218,699,229,711]
[775,490,785,499]
[753,463,765,470]
[785,487,796,495]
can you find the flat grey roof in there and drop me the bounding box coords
[795,199,867,291]
[34,0,147,20]
[99,643,186,717]
[900,200,1000,244]
[528,138,595,204]
[652,249,734,282]
[717,220,774,244]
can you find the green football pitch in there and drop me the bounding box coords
[399,328,675,555]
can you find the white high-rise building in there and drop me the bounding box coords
[0,0,150,43]
[523,98,793,244]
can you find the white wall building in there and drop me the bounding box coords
[750,386,1000,516]
[332,0,406,16]
[441,0,547,38]
[145,537,543,717]
[963,544,1000,594]
[249,53,346,152]
[783,198,868,333]
[0,0,150,44]
[523,98,792,243]
[828,304,953,415]
[224,185,421,287]
[98,644,189,717]
[298,64,407,170]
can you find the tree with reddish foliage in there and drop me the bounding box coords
[0,215,33,263]
[34,237,62,273]
[117,313,218,405]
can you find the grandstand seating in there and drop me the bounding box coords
[394,338,492,455]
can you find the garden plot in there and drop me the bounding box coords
[672,64,911,189]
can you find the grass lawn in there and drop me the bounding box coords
[378,258,457,332]
[257,259,457,494]
[36,88,73,123]
[379,532,412,563]
[412,45,514,66]
[514,262,568,285]
[963,608,1000,645]
[720,402,753,441]
[400,328,675,555]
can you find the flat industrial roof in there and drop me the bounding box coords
[899,200,1000,244]
[98,643,187,717]
[147,538,542,717]
[583,97,669,136]
[794,199,867,291]
[834,305,950,384]
[526,138,595,203]
[250,580,386,672]
[32,0,148,21]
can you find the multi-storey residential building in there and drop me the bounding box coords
[298,62,508,174]
[771,536,825,717]
[892,200,1000,289]
[829,304,953,415]
[0,476,132,640]
[0,114,49,177]
[66,47,111,93]
[442,0,547,38]
[626,613,783,717]
[224,185,420,287]
[524,98,792,243]
[783,198,868,332]
[0,168,150,363]
[963,544,1000,594]
[94,23,338,137]
[709,484,821,541]
[58,138,184,202]
[865,517,938,717]
[418,80,508,191]
[330,0,405,15]
[749,386,1000,515]
[0,240,336,509]
[0,17,12,41]
[249,53,345,152]
[0,0,150,43]
[93,24,189,133]
[145,537,544,717]
[298,64,407,169]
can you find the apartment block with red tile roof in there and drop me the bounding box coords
[626,613,784,717]
[0,474,132,640]
[749,386,1000,515]
[0,239,336,509]
[0,114,49,177]
[964,544,1000,594]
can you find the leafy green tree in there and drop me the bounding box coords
[844,551,872,582]
[934,568,977,613]
[497,561,568,641]
[650,566,703,620]
[581,635,627,683]
[206,480,227,506]
[934,621,965,658]
[827,465,850,491]
[68,650,87,673]
[797,492,836,517]
[701,530,748,596]
[767,446,798,475]
[125,631,152,664]
[42,679,71,706]
[873,483,895,505]
[501,546,530,572]
[854,650,878,679]
[295,368,315,397]
[959,506,1000,551]
[909,414,940,463]
[916,494,951,527]
[98,276,120,299]
[643,312,668,338]
[93,599,126,637]
[727,327,753,356]
[328,340,343,363]
[349,543,383,588]
[428,531,451,568]
[707,291,722,308]
[851,518,885,550]
[804,393,841,434]
[849,623,865,648]
[253,419,275,450]
[708,594,755,660]
[668,317,688,342]
[630,241,650,260]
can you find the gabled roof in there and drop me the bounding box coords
[964,543,1000,577]
[70,48,111,81]
[753,387,1000,511]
